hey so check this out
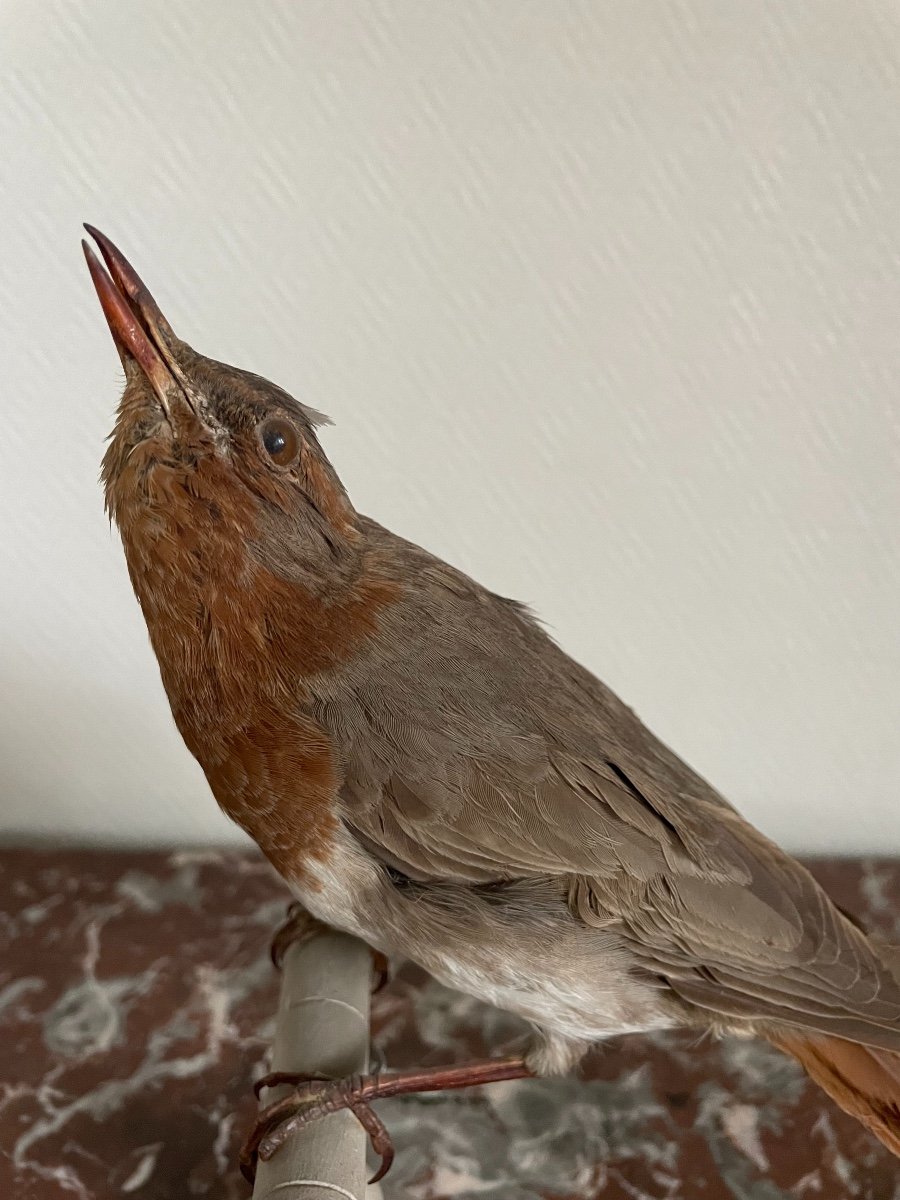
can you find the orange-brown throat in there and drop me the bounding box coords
[111,435,397,871]
[87,226,392,881]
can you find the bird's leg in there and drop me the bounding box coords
[269,901,390,991]
[240,1055,532,1183]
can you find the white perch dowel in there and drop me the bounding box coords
[252,929,374,1200]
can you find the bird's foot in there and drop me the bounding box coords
[269,902,326,969]
[269,902,391,993]
[240,1073,394,1184]
[240,1055,531,1183]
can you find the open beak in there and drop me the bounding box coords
[82,225,191,419]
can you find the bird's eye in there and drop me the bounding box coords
[259,417,300,466]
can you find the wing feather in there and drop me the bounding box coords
[316,524,900,1048]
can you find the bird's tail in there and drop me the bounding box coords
[768,1030,900,1155]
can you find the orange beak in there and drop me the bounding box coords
[82,225,186,416]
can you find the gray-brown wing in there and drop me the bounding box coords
[316,528,900,1049]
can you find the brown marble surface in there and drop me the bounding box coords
[0,849,898,1200]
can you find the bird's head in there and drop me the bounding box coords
[84,226,359,601]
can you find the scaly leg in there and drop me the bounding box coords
[241,1056,532,1183]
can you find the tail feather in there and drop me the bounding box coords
[770,1031,900,1156]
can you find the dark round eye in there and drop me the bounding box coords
[259,417,300,466]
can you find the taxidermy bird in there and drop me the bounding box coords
[83,225,900,1181]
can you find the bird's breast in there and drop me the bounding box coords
[198,706,344,886]
[117,470,403,885]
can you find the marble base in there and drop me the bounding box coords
[1,850,897,1198]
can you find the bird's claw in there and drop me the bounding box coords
[240,1075,395,1184]
[269,902,324,969]
[252,1068,330,1101]
[370,948,391,994]
[269,903,391,994]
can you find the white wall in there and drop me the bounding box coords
[2,1,898,852]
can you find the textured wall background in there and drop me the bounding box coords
[1,1,898,850]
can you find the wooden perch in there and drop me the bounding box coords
[251,928,376,1200]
